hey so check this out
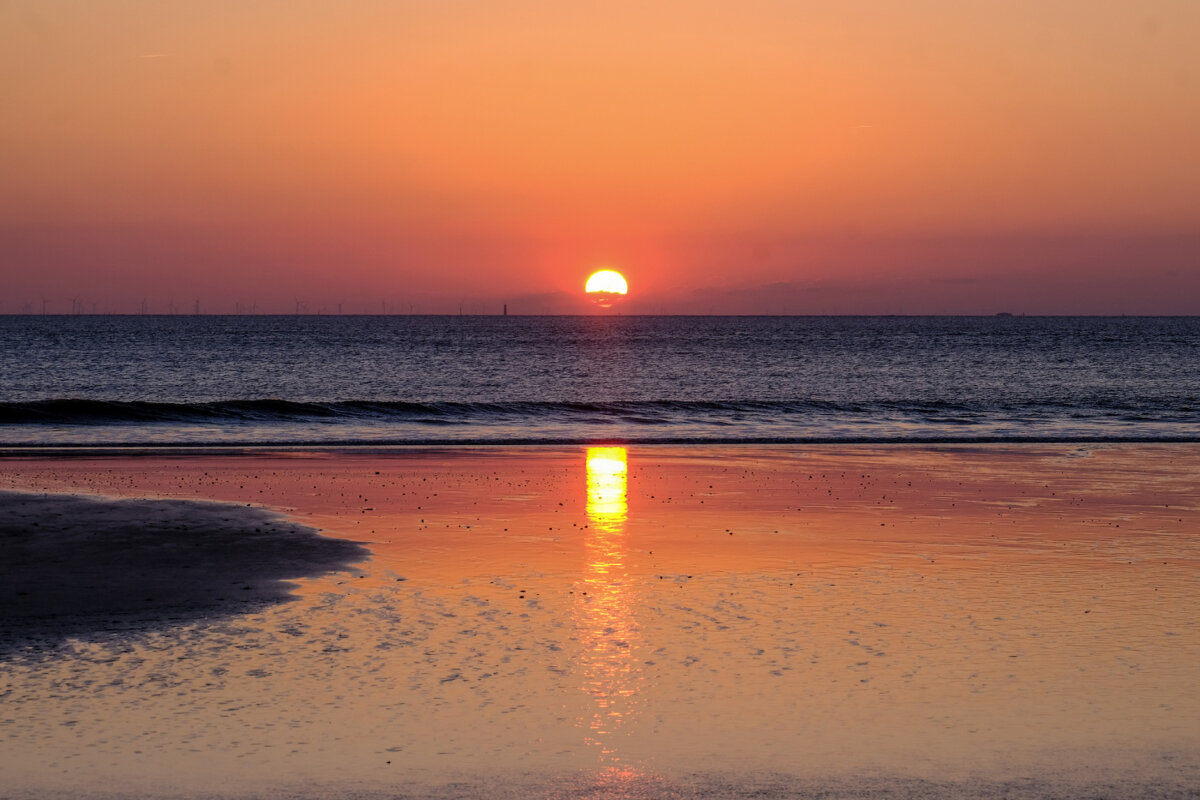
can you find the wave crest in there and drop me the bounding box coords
[2,397,1196,427]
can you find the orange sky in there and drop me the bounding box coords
[2,0,1199,314]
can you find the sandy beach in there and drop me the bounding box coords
[1,444,1198,798]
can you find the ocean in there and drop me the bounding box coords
[1,315,1197,446]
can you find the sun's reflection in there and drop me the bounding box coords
[586,447,628,532]
[576,446,641,765]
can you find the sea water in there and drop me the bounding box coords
[1,315,1197,445]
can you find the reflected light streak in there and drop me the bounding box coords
[586,447,628,532]
[577,446,642,765]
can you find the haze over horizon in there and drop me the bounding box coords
[3,1,1199,315]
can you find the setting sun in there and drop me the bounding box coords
[585,270,629,308]
[585,270,628,296]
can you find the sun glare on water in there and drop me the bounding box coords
[585,446,628,531]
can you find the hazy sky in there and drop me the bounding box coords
[3,0,1199,314]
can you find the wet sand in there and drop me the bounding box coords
[1,444,1198,798]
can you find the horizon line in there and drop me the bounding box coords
[1,312,1198,319]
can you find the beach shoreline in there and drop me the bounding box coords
[2,443,1198,798]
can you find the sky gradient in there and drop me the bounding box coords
[2,0,1199,314]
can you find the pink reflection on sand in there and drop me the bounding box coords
[576,447,642,764]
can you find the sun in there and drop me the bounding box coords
[586,270,628,295]
[585,270,628,307]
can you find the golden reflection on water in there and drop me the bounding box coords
[586,446,628,531]
[577,447,642,764]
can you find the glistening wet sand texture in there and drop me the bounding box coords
[1,445,1198,798]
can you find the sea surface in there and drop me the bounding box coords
[1,315,1197,446]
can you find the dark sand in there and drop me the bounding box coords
[0,491,368,653]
